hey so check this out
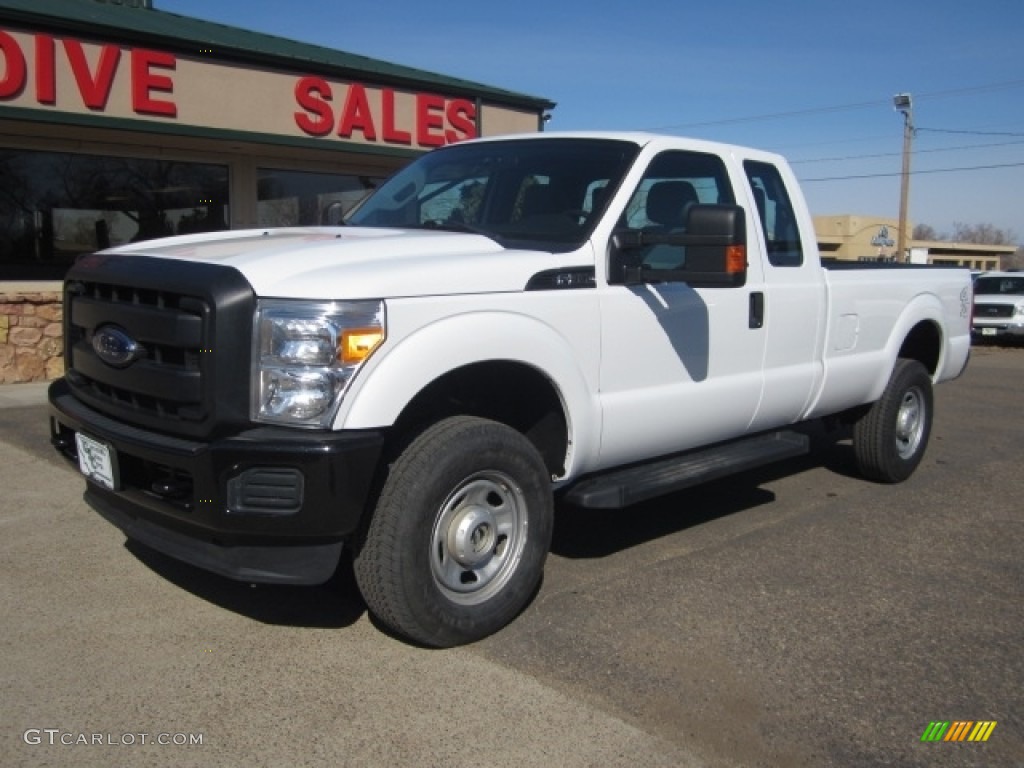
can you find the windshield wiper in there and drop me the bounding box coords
[417,219,500,240]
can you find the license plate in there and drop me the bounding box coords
[982,328,997,336]
[75,432,119,491]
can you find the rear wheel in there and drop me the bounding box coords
[853,358,933,483]
[354,415,553,647]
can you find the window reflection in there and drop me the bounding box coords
[257,169,381,227]
[0,150,229,280]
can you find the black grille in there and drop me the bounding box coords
[67,283,208,420]
[63,254,255,439]
[974,303,1014,319]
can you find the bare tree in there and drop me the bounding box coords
[950,221,1016,246]
[1003,246,1024,270]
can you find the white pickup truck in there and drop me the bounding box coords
[49,132,972,646]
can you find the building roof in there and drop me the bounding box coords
[914,240,1016,256]
[0,0,556,110]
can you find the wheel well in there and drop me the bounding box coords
[898,321,941,375]
[388,361,568,477]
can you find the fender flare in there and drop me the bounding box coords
[336,310,601,477]
[868,292,946,401]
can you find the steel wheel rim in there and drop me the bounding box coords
[895,385,926,459]
[430,471,528,605]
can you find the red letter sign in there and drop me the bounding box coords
[446,99,477,143]
[416,93,446,147]
[294,76,334,136]
[64,39,120,109]
[35,34,56,104]
[132,48,176,116]
[0,30,26,99]
[338,83,376,140]
[381,88,411,144]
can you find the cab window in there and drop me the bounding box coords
[619,150,735,272]
[744,160,803,267]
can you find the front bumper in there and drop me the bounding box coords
[971,321,1024,339]
[49,379,385,584]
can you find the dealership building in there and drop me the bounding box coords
[0,0,554,382]
[0,1,1014,385]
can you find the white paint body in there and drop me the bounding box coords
[109,133,972,483]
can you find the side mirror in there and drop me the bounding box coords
[609,204,747,288]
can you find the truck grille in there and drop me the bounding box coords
[973,303,1014,319]
[63,254,255,439]
[67,282,208,421]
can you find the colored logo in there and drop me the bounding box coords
[920,721,997,742]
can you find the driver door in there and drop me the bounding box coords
[597,149,767,469]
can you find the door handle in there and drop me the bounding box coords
[749,292,764,329]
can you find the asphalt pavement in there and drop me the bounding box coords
[2,348,1021,767]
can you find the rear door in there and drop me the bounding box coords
[742,158,826,429]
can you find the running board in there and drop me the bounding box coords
[564,431,810,509]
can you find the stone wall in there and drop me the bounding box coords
[0,292,64,383]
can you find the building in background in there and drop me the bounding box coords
[0,0,553,280]
[0,1,1014,385]
[0,0,553,382]
[814,214,1013,269]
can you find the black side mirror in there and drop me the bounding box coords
[610,204,747,288]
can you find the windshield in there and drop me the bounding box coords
[346,138,640,251]
[974,275,1024,295]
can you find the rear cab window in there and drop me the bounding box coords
[744,160,803,267]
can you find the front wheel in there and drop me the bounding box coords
[852,358,934,483]
[354,416,554,647]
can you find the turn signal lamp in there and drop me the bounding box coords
[726,245,747,274]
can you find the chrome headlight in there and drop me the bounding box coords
[253,299,385,427]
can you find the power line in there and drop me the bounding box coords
[917,127,1024,137]
[790,138,1024,165]
[648,79,1024,132]
[800,161,1024,183]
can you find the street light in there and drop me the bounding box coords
[893,93,914,262]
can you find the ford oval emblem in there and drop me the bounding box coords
[92,325,143,368]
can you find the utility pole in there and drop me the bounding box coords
[893,93,914,262]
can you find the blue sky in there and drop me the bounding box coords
[163,0,1024,241]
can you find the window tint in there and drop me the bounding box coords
[744,160,803,267]
[974,276,1024,295]
[347,138,640,251]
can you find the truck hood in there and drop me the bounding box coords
[104,226,580,299]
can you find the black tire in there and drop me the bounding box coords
[353,415,554,647]
[853,358,933,483]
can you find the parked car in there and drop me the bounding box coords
[972,272,1024,342]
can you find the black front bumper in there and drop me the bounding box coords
[49,379,385,585]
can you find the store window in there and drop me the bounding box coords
[257,169,383,227]
[0,149,229,280]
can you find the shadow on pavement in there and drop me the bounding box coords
[552,421,862,559]
[125,539,366,629]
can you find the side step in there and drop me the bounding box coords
[564,431,810,509]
